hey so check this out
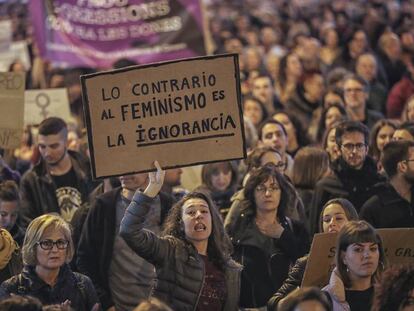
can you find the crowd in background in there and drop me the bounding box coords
[0,0,414,310]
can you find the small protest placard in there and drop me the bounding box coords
[302,228,414,288]
[24,88,71,125]
[81,54,245,179]
[0,20,12,52]
[0,72,25,149]
[0,41,30,72]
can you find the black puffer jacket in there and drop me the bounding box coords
[226,209,309,309]
[120,192,241,311]
[267,255,308,310]
[0,264,99,311]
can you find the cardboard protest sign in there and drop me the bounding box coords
[0,41,30,72]
[24,88,71,125]
[30,0,205,68]
[302,228,414,288]
[81,54,245,179]
[0,20,12,52]
[0,72,25,149]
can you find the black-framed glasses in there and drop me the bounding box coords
[341,143,367,152]
[36,239,69,250]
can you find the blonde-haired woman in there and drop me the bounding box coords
[0,214,99,311]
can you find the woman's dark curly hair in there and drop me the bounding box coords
[371,264,414,311]
[241,163,291,221]
[162,190,233,271]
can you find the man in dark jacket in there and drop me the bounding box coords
[310,121,384,234]
[77,172,173,311]
[377,32,406,89]
[343,74,383,129]
[355,53,388,114]
[19,117,93,228]
[361,140,414,228]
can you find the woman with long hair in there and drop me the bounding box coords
[292,147,330,223]
[275,52,303,105]
[273,111,309,157]
[268,198,358,310]
[316,104,348,143]
[323,220,386,311]
[322,124,341,163]
[401,95,414,122]
[226,163,309,309]
[319,26,341,67]
[243,95,268,129]
[120,161,241,310]
[369,119,397,164]
[199,161,239,219]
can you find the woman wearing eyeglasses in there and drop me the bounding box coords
[0,214,100,311]
[226,163,309,310]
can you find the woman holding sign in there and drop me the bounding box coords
[268,198,359,310]
[323,220,386,311]
[120,161,241,311]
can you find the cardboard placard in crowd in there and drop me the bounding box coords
[24,88,71,126]
[0,41,30,72]
[0,72,25,149]
[302,228,414,288]
[81,54,245,179]
[0,20,12,52]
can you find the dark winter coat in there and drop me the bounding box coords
[226,207,309,308]
[309,157,384,234]
[0,264,99,311]
[19,150,93,229]
[267,255,308,310]
[360,182,414,228]
[76,187,174,310]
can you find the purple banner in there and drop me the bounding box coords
[30,0,205,68]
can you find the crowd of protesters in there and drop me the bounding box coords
[1,0,414,310]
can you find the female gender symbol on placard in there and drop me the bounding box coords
[35,93,50,119]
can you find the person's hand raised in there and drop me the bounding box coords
[144,160,166,198]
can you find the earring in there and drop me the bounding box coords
[346,265,349,273]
